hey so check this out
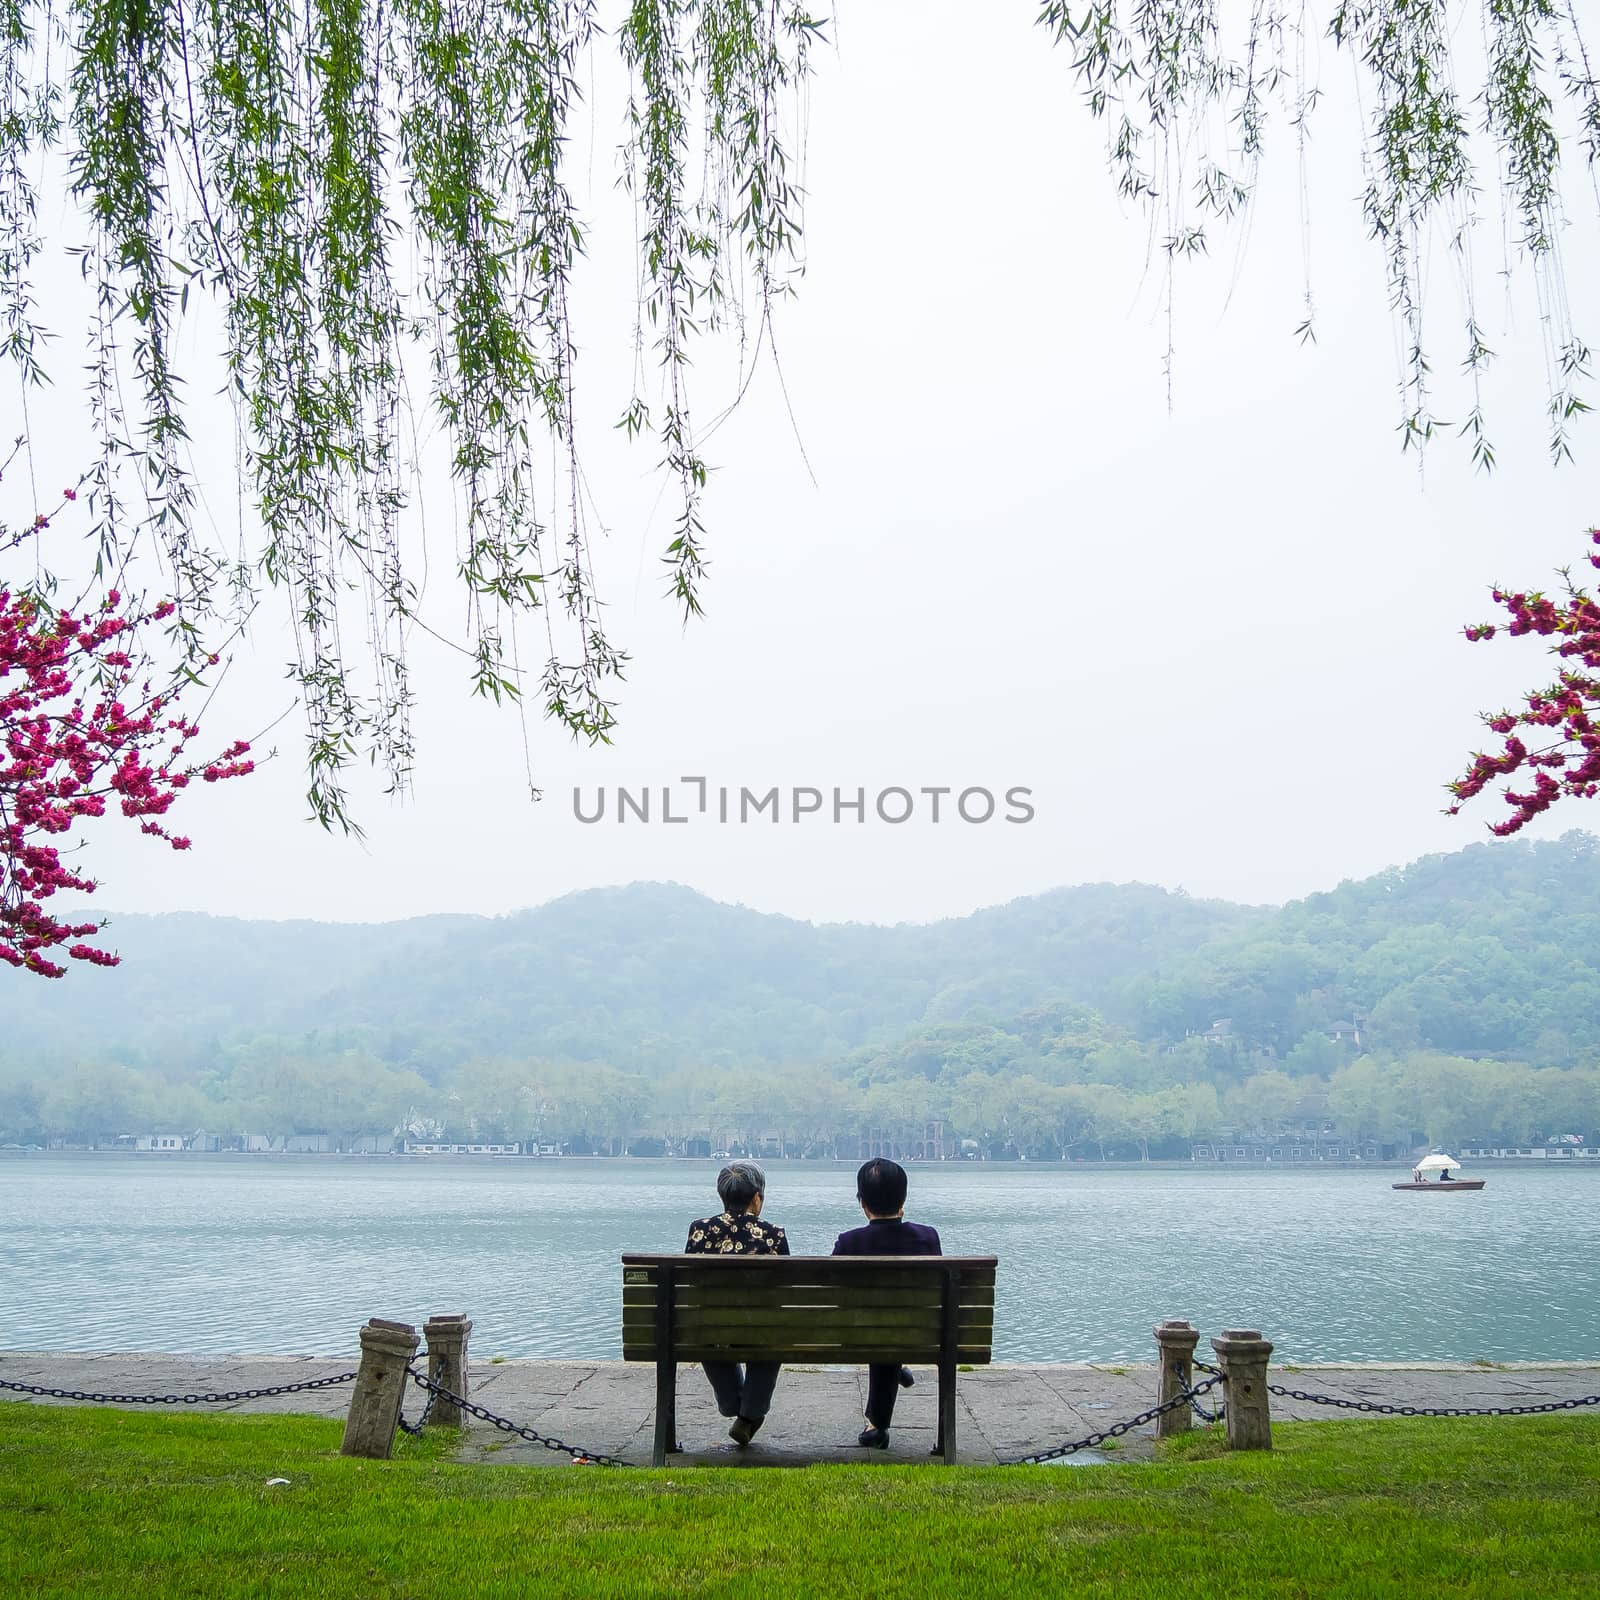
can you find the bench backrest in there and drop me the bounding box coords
[620,1254,997,1366]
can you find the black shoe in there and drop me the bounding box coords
[858,1426,889,1449]
[728,1415,761,1446]
[898,1367,915,1389]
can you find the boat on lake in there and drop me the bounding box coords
[1393,1152,1485,1192]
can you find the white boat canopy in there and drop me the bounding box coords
[1416,1153,1462,1172]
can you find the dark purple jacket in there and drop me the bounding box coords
[831,1217,942,1257]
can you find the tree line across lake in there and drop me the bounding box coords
[5,835,1600,1156]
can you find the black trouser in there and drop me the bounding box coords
[701,1360,781,1420]
[864,1364,902,1430]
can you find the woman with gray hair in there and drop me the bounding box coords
[684,1160,790,1446]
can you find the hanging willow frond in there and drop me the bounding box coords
[1041,0,1598,467]
[0,0,819,829]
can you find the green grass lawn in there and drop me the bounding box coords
[2,1406,1597,1599]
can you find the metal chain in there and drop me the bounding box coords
[1189,1391,1224,1423]
[14,1359,1589,1453]
[0,1370,358,1406]
[396,1386,436,1438]
[1266,1383,1600,1419]
[405,1366,631,1467]
[1004,1375,1224,1466]
[1187,1359,1224,1421]
[1183,1359,1599,1421]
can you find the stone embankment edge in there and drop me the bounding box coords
[9,1356,1600,1369]
[6,1353,1598,1369]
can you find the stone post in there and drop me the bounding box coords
[1153,1319,1201,1439]
[1210,1328,1274,1451]
[422,1314,472,1428]
[340,1318,420,1460]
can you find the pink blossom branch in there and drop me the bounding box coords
[1450,526,1600,836]
[2,491,253,976]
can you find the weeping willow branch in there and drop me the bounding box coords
[0,0,818,830]
[1041,0,1598,467]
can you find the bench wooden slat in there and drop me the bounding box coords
[663,1305,991,1326]
[628,1302,940,1324]
[637,1341,992,1360]
[624,1299,985,1324]
[676,1308,947,1333]
[627,1308,992,1335]
[623,1256,994,1284]
[620,1343,994,1364]
[620,1325,996,1353]
[620,1335,995,1352]
[623,1254,997,1263]
[631,1302,992,1322]
[624,1285,995,1312]
[640,1279,997,1299]
[632,1276,987,1296]
[622,1302,994,1325]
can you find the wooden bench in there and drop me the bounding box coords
[621,1253,998,1464]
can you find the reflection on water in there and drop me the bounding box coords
[1,1158,1595,1363]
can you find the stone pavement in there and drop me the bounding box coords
[3,1353,1597,1467]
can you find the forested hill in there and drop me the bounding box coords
[1128,831,1600,1063]
[5,832,1600,1076]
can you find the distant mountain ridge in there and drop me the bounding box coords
[5,833,1600,1072]
[1,878,1264,1069]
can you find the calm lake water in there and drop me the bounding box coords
[2,1158,1596,1364]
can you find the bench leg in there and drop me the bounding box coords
[938,1360,957,1465]
[653,1359,677,1467]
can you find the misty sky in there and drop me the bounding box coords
[17,3,1600,932]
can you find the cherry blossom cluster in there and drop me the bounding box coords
[1451,526,1600,836]
[2,500,253,976]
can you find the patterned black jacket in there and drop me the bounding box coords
[684,1211,791,1256]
